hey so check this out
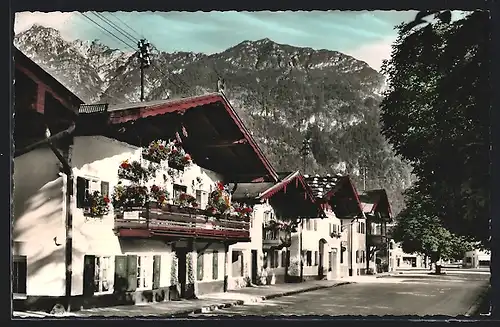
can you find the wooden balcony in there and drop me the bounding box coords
[262,228,291,249]
[114,203,250,242]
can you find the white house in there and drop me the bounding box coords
[13,65,280,313]
[359,189,393,274]
[463,249,491,268]
[227,171,324,286]
[302,174,366,278]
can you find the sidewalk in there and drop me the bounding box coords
[14,279,351,318]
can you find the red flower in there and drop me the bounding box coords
[184,153,191,161]
[171,148,178,154]
[151,185,160,193]
[217,182,224,191]
[192,202,199,208]
[159,145,165,150]
[120,161,130,169]
[103,196,110,204]
[159,195,166,202]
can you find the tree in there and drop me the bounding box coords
[380,10,490,247]
[392,187,474,274]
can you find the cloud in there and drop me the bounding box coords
[345,37,395,72]
[14,12,77,40]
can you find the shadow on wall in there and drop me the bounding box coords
[71,136,138,171]
[13,177,64,240]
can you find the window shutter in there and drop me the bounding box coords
[329,223,332,234]
[126,255,137,292]
[152,255,161,289]
[114,255,128,293]
[281,250,286,267]
[314,220,318,231]
[314,251,318,265]
[101,181,110,197]
[197,253,204,281]
[212,251,218,280]
[76,177,87,208]
[356,250,360,264]
[83,255,96,296]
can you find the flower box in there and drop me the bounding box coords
[168,160,185,171]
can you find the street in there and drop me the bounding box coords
[192,270,490,316]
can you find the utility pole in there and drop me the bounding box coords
[298,136,311,282]
[362,167,367,191]
[137,39,152,102]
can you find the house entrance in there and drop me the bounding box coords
[176,250,187,298]
[318,239,328,279]
[251,250,258,284]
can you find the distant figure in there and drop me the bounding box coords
[217,77,226,94]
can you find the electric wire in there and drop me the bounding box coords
[91,12,138,46]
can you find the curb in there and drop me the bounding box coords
[170,281,352,317]
[465,284,491,317]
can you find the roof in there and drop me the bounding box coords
[14,47,85,109]
[79,103,109,114]
[260,171,316,202]
[229,182,275,201]
[359,189,392,218]
[79,92,278,182]
[303,174,345,199]
[304,174,364,219]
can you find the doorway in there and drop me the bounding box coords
[251,250,258,284]
[176,250,187,298]
[318,239,328,279]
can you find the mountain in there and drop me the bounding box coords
[14,25,414,215]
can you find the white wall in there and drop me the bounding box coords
[15,135,231,297]
[288,211,342,279]
[13,148,66,296]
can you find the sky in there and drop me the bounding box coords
[14,11,464,72]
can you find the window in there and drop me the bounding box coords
[274,250,279,268]
[269,251,279,268]
[306,251,312,266]
[306,220,312,231]
[196,190,208,209]
[281,250,286,267]
[361,250,366,263]
[197,252,204,281]
[13,256,27,296]
[263,211,273,224]
[314,251,319,266]
[173,184,187,201]
[77,177,109,209]
[94,256,112,293]
[355,250,360,264]
[212,251,219,280]
[136,256,153,290]
[340,247,345,264]
[328,252,333,271]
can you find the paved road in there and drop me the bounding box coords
[192,270,489,317]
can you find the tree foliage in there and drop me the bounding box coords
[380,10,491,246]
[392,187,474,263]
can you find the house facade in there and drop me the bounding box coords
[13,51,281,312]
[227,171,323,287]
[359,189,393,274]
[463,249,490,268]
[302,174,365,278]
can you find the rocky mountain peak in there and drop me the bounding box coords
[14,24,412,214]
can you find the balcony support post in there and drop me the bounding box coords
[223,242,229,292]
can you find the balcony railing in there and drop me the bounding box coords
[114,202,250,242]
[262,228,291,249]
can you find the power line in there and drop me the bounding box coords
[91,12,138,46]
[109,12,143,40]
[79,12,136,51]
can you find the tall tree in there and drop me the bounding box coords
[392,187,474,273]
[380,10,491,247]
